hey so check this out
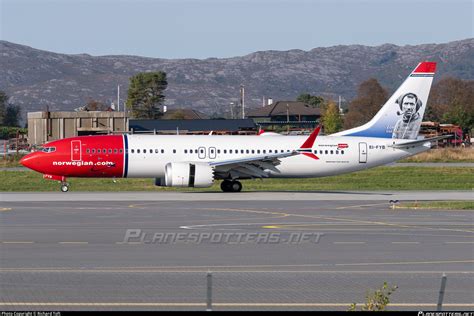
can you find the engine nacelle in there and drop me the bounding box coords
[165,162,214,188]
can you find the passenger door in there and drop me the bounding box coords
[71,140,82,161]
[358,142,367,163]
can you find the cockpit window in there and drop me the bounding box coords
[40,146,56,153]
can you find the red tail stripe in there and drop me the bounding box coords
[413,61,437,74]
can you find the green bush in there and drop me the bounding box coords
[349,282,398,311]
[0,126,27,139]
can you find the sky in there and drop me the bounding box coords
[0,0,472,59]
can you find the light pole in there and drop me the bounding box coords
[117,85,120,111]
[240,84,245,119]
[230,102,235,119]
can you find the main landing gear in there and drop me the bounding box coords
[220,180,242,192]
[60,182,69,192]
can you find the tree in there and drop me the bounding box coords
[168,110,186,120]
[85,99,109,111]
[321,101,343,134]
[4,104,21,127]
[0,91,8,125]
[426,77,474,130]
[296,93,324,108]
[0,91,21,127]
[126,71,168,119]
[344,78,388,129]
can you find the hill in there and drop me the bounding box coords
[0,39,472,117]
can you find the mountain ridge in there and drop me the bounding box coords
[1,38,472,117]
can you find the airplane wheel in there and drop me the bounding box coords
[230,181,242,192]
[60,183,69,192]
[220,180,232,192]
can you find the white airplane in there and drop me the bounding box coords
[21,61,447,192]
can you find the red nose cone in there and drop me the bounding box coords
[20,152,39,171]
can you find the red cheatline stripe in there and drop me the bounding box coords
[302,152,319,160]
[413,61,436,74]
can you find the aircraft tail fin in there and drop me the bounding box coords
[333,61,436,139]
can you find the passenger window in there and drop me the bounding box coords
[246,149,249,154]
[217,149,220,154]
[336,151,339,155]
[229,150,233,154]
[330,150,333,154]
[320,150,323,154]
[241,150,244,154]
[97,149,101,154]
[131,149,134,154]
[108,149,112,154]
[92,149,96,154]
[341,150,345,154]
[173,149,176,154]
[161,149,165,154]
[86,149,90,154]
[143,149,147,153]
[119,149,123,153]
[114,149,118,154]
[223,150,227,154]
[190,149,193,154]
[103,148,106,153]
[325,150,328,154]
[257,150,261,154]
[269,150,272,153]
[150,149,152,153]
[184,149,188,154]
[137,149,140,154]
[263,150,266,154]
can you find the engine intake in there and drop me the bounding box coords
[165,162,214,188]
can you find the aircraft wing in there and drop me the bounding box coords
[390,135,452,149]
[210,151,297,179]
[209,126,321,179]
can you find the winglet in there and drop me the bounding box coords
[258,129,265,135]
[298,126,321,160]
[300,126,321,149]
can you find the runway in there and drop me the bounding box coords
[0,193,473,310]
[2,190,474,202]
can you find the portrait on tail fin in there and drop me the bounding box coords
[392,93,422,139]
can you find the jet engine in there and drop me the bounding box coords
[164,162,214,188]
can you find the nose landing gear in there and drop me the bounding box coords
[42,174,70,192]
[220,180,242,192]
[60,182,70,192]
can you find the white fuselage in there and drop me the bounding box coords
[125,134,429,178]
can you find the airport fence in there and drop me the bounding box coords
[1,271,471,311]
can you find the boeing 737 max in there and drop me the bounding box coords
[20,61,448,192]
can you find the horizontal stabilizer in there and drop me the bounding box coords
[390,135,452,149]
